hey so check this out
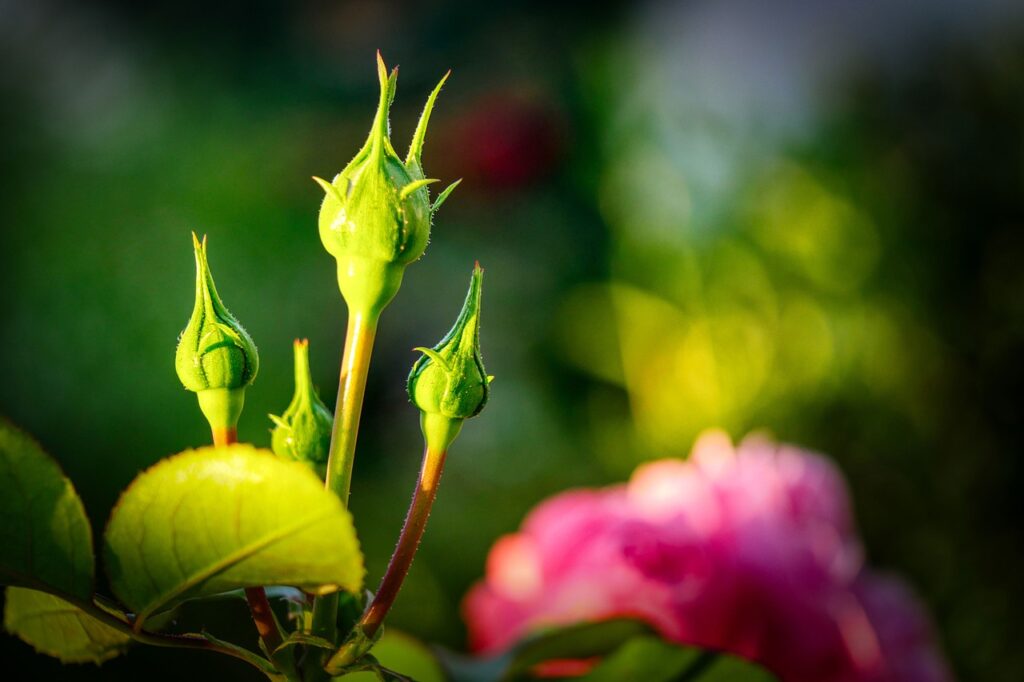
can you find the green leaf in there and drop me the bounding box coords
[438,618,652,682]
[3,587,130,664]
[685,652,779,681]
[104,444,364,627]
[439,621,779,682]
[576,635,701,681]
[371,630,445,682]
[576,635,779,681]
[0,418,94,600]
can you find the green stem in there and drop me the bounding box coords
[323,309,379,505]
[325,445,447,674]
[307,308,380,676]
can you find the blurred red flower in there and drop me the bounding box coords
[463,431,952,682]
[435,92,563,191]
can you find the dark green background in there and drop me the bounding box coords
[1,1,1022,680]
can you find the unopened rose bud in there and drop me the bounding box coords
[175,233,259,434]
[407,263,490,450]
[270,339,333,478]
[317,51,460,317]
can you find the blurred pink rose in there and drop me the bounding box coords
[463,430,952,682]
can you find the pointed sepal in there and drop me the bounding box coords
[431,178,462,215]
[399,178,440,201]
[406,69,451,170]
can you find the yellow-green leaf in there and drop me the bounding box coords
[104,444,364,628]
[0,419,94,600]
[3,587,130,664]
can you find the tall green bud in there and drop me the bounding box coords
[407,264,490,451]
[270,339,333,478]
[317,51,460,317]
[175,233,259,435]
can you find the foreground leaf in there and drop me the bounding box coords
[3,587,130,664]
[0,419,94,600]
[104,444,364,627]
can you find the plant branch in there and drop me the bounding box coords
[72,593,279,677]
[325,445,447,674]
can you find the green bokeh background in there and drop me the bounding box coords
[2,1,1022,680]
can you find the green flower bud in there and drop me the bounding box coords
[407,264,491,450]
[270,339,333,478]
[317,51,461,317]
[175,233,259,432]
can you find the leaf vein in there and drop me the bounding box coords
[136,508,340,624]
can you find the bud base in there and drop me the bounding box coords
[420,412,463,453]
[198,387,246,434]
[336,257,405,319]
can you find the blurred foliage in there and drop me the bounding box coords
[1,1,1022,681]
[563,24,1024,682]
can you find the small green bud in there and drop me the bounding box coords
[175,233,259,432]
[270,339,333,478]
[317,51,460,317]
[407,264,491,450]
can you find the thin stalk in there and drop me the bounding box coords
[307,309,379,669]
[244,587,284,650]
[212,427,288,670]
[323,310,379,505]
[69,594,278,677]
[325,445,447,674]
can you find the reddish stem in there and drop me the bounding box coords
[361,446,447,637]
